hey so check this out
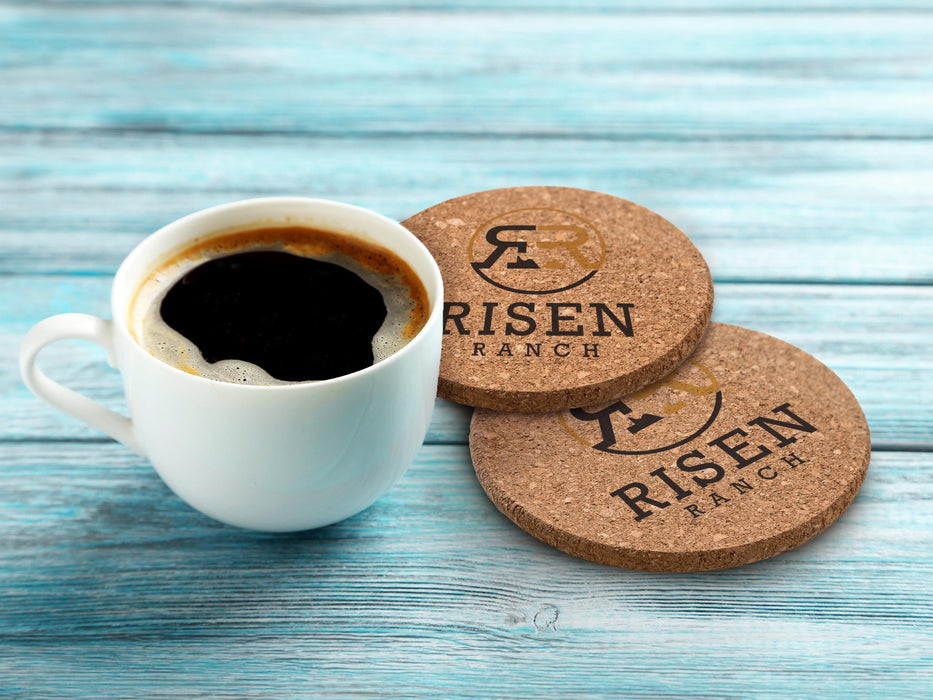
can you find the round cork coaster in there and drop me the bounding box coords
[401,187,713,411]
[470,323,871,572]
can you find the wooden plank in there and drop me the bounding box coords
[0,442,930,697]
[1,133,931,283]
[2,275,930,447]
[7,1,933,11]
[2,8,933,139]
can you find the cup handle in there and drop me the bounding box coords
[20,313,143,456]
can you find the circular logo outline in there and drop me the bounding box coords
[557,361,723,456]
[467,207,607,295]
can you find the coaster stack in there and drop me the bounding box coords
[403,187,870,572]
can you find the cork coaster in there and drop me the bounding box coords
[401,187,713,411]
[470,323,871,572]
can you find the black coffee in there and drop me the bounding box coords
[130,226,429,384]
[160,250,388,381]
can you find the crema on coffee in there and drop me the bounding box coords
[129,226,430,384]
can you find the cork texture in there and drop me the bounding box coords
[469,323,871,572]
[401,187,713,411]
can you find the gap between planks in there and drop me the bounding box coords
[1,437,929,453]
[2,270,930,287]
[3,127,933,142]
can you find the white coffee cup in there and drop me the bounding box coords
[19,198,444,531]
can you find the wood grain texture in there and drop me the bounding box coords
[8,1,933,10]
[2,8,933,140]
[2,133,931,283]
[1,442,931,697]
[1,0,931,696]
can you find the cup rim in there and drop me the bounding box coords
[111,196,444,391]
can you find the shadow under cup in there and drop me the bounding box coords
[111,198,444,531]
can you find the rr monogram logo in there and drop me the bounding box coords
[559,361,722,455]
[468,208,606,294]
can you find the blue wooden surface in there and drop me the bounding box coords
[1,1,931,697]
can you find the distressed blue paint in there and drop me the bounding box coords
[1,443,932,697]
[2,8,933,138]
[1,134,932,282]
[0,0,931,697]
[8,1,933,9]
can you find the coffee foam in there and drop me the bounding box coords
[130,228,428,385]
